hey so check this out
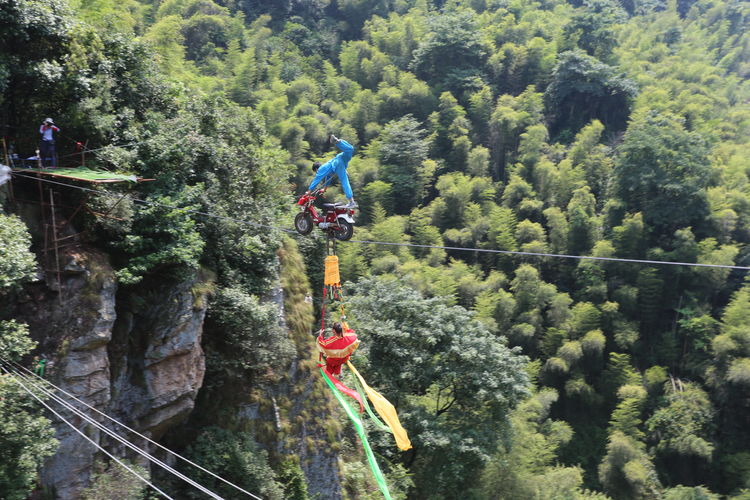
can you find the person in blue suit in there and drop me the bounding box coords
[306,134,357,208]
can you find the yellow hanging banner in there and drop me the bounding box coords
[347,361,412,451]
[324,255,340,286]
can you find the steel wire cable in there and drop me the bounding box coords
[346,238,750,270]
[55,123,197,161]
[0,360,229,500]
[10,171,750,271]
[11,171,293,233]
[56,141,141,160]
[2,356,263,500]
[0,364,175,500]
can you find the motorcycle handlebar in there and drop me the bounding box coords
[297,191,318,206]
[298,188,324,201]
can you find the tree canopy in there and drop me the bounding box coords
[3,0,750,497]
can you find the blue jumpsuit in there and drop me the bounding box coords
[308,140,355,199]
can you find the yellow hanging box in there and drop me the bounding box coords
[324,255,340,286]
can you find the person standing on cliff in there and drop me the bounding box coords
[305,134,358,208]
[317,322,359,376]
[39,118,60,168]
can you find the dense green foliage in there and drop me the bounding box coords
[0,214,37,290]
[205,285,294,382]
[179,427,285,500]
[3,0,750,497]
[79,461,151,500]
[347,276,529,497]
[480,375,609,499]
[0,214,58,499]
[0,378,59,500]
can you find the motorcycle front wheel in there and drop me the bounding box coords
[295,212,314,235]
[334,219,354,241]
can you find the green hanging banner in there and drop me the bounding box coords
[319,368,392,500]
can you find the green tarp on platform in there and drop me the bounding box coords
[13,167,138,183]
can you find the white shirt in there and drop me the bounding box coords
[40,124,59,141]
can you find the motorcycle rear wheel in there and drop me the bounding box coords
[334,219,354,241]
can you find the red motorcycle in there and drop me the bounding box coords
[295,189,355,241]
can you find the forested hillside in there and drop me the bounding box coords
[2,0,750,498]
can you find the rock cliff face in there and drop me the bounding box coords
[15,213,341,499]
[184,279,343,499]
[109,274,207,440]
[32,251,117,499]
[260,285,342,500]
[287,370,343,500]
[18,249,208,499]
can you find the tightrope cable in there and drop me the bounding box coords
[347,239,750,270]
[56,141,140,160]
[0,360,227,500]
[0,364,175,500]
[11,171,749,271]
[11,171,294,233]
[2,356,263,500]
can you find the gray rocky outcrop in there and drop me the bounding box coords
[13,221,342,499]
[32,250,116,499]
[19,249,208,499]
[111,276,207,439]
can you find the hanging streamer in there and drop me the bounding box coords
[316,235,407,498]
[348,362,412,451]
[319,365,364,413]
[350,368,392,434]
[320,368,392,500]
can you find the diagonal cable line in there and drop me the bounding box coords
[347,238,750,270]
[10,171,750,271]
[11,171,294,233]
[55,122,202,162]
[56,141,140,160]
[0,359,230,500]
[2,362,225,499]
[3,356,263,500]
[0,364,175,500]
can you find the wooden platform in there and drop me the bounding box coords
[12,166,152,183]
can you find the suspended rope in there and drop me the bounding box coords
[0,358,262,500]
[1,357,262,499]
[313,233,413,499]
[0,360,227,500]
[0,364,175,500]
[10,172,750,271]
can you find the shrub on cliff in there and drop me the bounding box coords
[179,427,284,500]
[0,378,59,500]
[79,460,150,500]
[0,214,37,291]
[205,286,294,381]
[0,212,57,499]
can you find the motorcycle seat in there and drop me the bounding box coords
[323,203,343,210]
